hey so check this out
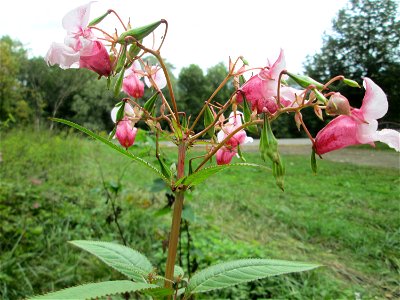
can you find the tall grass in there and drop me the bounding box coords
[0,129,399,299]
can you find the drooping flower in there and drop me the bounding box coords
[45,3,112,77]
[144,66,167,90]
[237,49,287,114]
[315,78,400,154]
[111,102,140,148]
[216,111,253,165]
[216,148,237,165]
[115,117,138,148]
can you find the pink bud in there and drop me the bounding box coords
[216,147,236,165]
[122,72,145,98]
[326,93,351,116]
[79,41,112,77]
[115,118,138,148]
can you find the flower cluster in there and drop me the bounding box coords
[46,2,399,167]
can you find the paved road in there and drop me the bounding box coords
[162,139,400,169]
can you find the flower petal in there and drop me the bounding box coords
[62,2,92,32]
[315,115,359,154]
[360,77,388,121]
[376,129,400,151]
[45,42,80,68]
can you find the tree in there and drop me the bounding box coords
[0,36,28,124]
[177,64,208,130]
[304,0,400,122]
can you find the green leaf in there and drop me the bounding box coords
[172,118,183,139]
[178,163,269,188]
[70,241,153,282]
[52,118,169,184]
[241,94,258,134]
[184,259,320,297]
[143,92,159,112]
[174,265,185,279]
[311,148,317,174]
[114,69,125,97]
[115,44,127,74]
[116,101,126,122]
[157,156,172,180]
[203,105,215,137]
[28,281,159,299]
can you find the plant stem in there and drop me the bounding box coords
[165,143,186,290]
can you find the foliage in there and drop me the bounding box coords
[0,36,27,124]
[1,130,399,299]
[304,0,400,122]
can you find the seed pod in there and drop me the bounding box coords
[326,93,351,116]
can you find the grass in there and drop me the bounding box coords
[0,129,399,299]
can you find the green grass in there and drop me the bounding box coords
[0,129,399,299]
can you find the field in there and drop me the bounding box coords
[0,129,399,299]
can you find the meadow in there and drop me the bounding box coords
[0,129,399,299]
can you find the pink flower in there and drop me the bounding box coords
[111,102,140,148]
[144,66,167,90]
[237,50,286,114]
[45,3,111,77]
[315,78,400,154]
[79,41,112,77]
[115,117,138,149]
[216,147,237,165]
[215,111,253,165]
[122,73,145,98]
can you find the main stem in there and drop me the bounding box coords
[165,143,186,290]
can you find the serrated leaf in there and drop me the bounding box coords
[174,265,185,279]
[70,240,153,282]
[51,118,169,184]
[28,281,159,300]
[184,259,320,297]
[178,163,269,188]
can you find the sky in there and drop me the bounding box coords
[0,0,348,75]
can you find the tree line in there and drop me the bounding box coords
[1,0,398,137]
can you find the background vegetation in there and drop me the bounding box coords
[1,130,399,299]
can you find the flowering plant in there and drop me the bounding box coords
[31,2,399,299]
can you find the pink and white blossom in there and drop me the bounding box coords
[237,50,287,114]
[111,103,139,148]
[115,117,138,149]
[144,66,167,90]
[216,111,253,165]
[315,78,400,154]
[45,3,111,77]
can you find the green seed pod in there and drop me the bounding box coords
[286,72,324,89]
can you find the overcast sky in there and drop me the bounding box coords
[0,0,348,75]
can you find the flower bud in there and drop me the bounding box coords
[326,93,351,116]
[122,73,144,98]
[115,118,138,148]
